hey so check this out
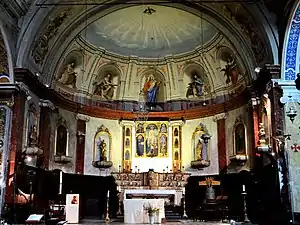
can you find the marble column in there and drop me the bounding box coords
[39,100,55,169]
[6,91,26,202]
[75,114,89,174]
[213,113,227,173]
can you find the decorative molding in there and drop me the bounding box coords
[75,113,90,122]
[283,3,300,80]
[213,112,227,122]
[39,99,55,110]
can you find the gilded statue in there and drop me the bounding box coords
[29,125,38,147]
[99,139,107,161]
[196,139,203,161]
[93,74,117,100]
[58,62,77,88]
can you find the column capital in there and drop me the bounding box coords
[39,99,55,110]
[119,120,134,126]
[213,113,227,122]
[169,120,185,126]
[75,113,90,122]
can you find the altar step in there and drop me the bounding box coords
[165,209,183,220]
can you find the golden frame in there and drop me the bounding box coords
[93,125,112,161]
[192,123,211,161]
[135,121,168,158]
[123,125,132,172]
[232,116,247,156]
[172,125,182,172]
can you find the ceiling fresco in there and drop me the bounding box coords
[81,5,218,57]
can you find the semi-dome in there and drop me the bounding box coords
[81,5,218,57]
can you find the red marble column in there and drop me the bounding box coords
[6,92,26,202]
[39,105,52,169]
[75,117,87,174]
[217,118,227,172]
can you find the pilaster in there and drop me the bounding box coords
[75,114,89,174]
[39,99,55,169]
[213,113,227,173]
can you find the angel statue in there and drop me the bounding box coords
[143,74,161,106]
[93,74,118,100]
[58,62,77,88]
[220,56,239,85]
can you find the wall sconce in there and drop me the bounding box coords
[76,131,85,144]
[285,95,298,123]
[201,133,211,144]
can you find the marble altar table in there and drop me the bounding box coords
[123,199,165,224]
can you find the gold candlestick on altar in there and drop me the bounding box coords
[105,191,110,223]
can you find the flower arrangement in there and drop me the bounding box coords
[143,203,160,216]
[205,177,214,188]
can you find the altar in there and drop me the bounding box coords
[124,199,165,224]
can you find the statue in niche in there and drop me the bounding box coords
[143,74,161,106]
[58,62,77,88]
[146,124,159,157]
[97,139,107,161]
[93,74,117,100]
[235,123,246,154]
[125,150,130,160]
[125,128,131,136]
[125,138,130,147]
[27,105,37,146]
[196,139,203,160]
[56,125,67,156]
[136,134,144,156]
[159,134,167,156]
[136,123,144,133]
[186,72,204,97]
[160,124,167,133]
[174,128,178,136]
[28,125,38,147]
[174,139,179,148]
[174,151,179,160]
[220,55,239,85]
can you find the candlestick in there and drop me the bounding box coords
[59,171,62,194]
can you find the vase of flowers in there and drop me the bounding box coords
[144,203,159,225]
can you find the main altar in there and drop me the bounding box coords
[112,169,190,223]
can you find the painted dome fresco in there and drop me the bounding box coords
[82,5,218,57]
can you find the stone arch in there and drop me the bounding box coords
[0,22,14,83]
[88,63,122,100]
[281,1,300,80]
[138,68,167,103]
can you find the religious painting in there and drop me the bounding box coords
[261,95,271,145]
[218,47,241,86]
[93,125,111,162]
[135,122,168,158]
[55,124,68,156]
[233,117,247,155]
[192,123,211,161]
[122,125,133,172]
[142,72,164,108]
[174,128,178,137]
[26,104,38,147]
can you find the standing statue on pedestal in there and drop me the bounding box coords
[29,125,38,147]
[195,139,203,161]
[143,75,160,107]
[93,74,117,100]
[98,139,107,161]
[58,62,77,88]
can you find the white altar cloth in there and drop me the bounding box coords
[124,189,176,198]
[124,199,165,224]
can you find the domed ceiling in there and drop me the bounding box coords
[81,5,218,57]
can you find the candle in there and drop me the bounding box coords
[107,191,110,198]
[59,171,63,194]
[242,185,245,192]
